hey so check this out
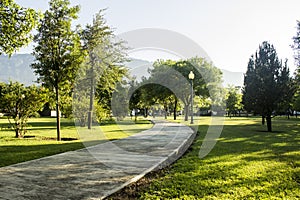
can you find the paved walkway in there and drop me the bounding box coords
[0,120,195,200]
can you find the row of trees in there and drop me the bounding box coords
[1,0,128,140]
[2,0,300,136]
[128,57,224,121]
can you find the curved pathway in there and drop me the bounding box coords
[0,120,195,200]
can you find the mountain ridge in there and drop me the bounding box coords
[0,54,244,87]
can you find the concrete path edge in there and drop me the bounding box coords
[102,121,197,199]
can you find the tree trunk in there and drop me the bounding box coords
[173,99,177,120]
[164,106,167,119]
[262,115,265,125]
[55,87,61,141]
[184,104,189,121]
[266,115,272,132]
[15,122,20,138]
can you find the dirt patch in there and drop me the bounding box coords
[105,167,170,200]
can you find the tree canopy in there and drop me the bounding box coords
[128,57,223,121]
[0,0,39,55]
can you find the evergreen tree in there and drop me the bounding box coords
[292,20,300,115]
[243,41,291,132]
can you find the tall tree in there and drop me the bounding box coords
[292,20,300,116]
[74,10,128,126]
[242,41,291,132]
[0,0,39,55]
[80,10,112,129]
[292,20,300,81]
[31,0,83,140]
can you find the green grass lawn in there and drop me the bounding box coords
[0,117,152,167]
[127,117,300,199]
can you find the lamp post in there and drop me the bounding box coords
[189,71,194,124]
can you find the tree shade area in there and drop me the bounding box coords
[109,117,300,199]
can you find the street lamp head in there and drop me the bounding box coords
[189,71,195,80]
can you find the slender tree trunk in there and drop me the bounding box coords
[262,115,265,125]
[15,122,20,138]
[145,108,148,118]
[88,64,94,129]
[266,115,272,132]
[55,86,61,141]
[173,99,177,120]
[184,104,189,121]
[15,112,20,138]
[164,106,167,119]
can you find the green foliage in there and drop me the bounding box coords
[0,0,39,55]
[242,41,292,131]
[95,102,111,123]
[138,117,300,199]
[73,10,128,126]
[293,88,300,112]
[134,57,224,120]
[0,82,47,138]
[292,20,300,113]
[225,86,242,117]
[292,20,300,82]
[31,0,84,140]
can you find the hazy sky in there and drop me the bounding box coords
[15,0,300,73]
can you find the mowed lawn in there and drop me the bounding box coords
[0,117,152,167]
[135,117,300,199]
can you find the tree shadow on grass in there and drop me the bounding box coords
[126,118,300,199]
[0,139,105,167]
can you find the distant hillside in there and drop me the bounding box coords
[125,58,245,87]
[0,55,244,87]
[0,54,36,85]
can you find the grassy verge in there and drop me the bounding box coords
[0,117,152,167]
[109,117,300,199]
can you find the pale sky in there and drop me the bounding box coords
[15,0,300,73]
